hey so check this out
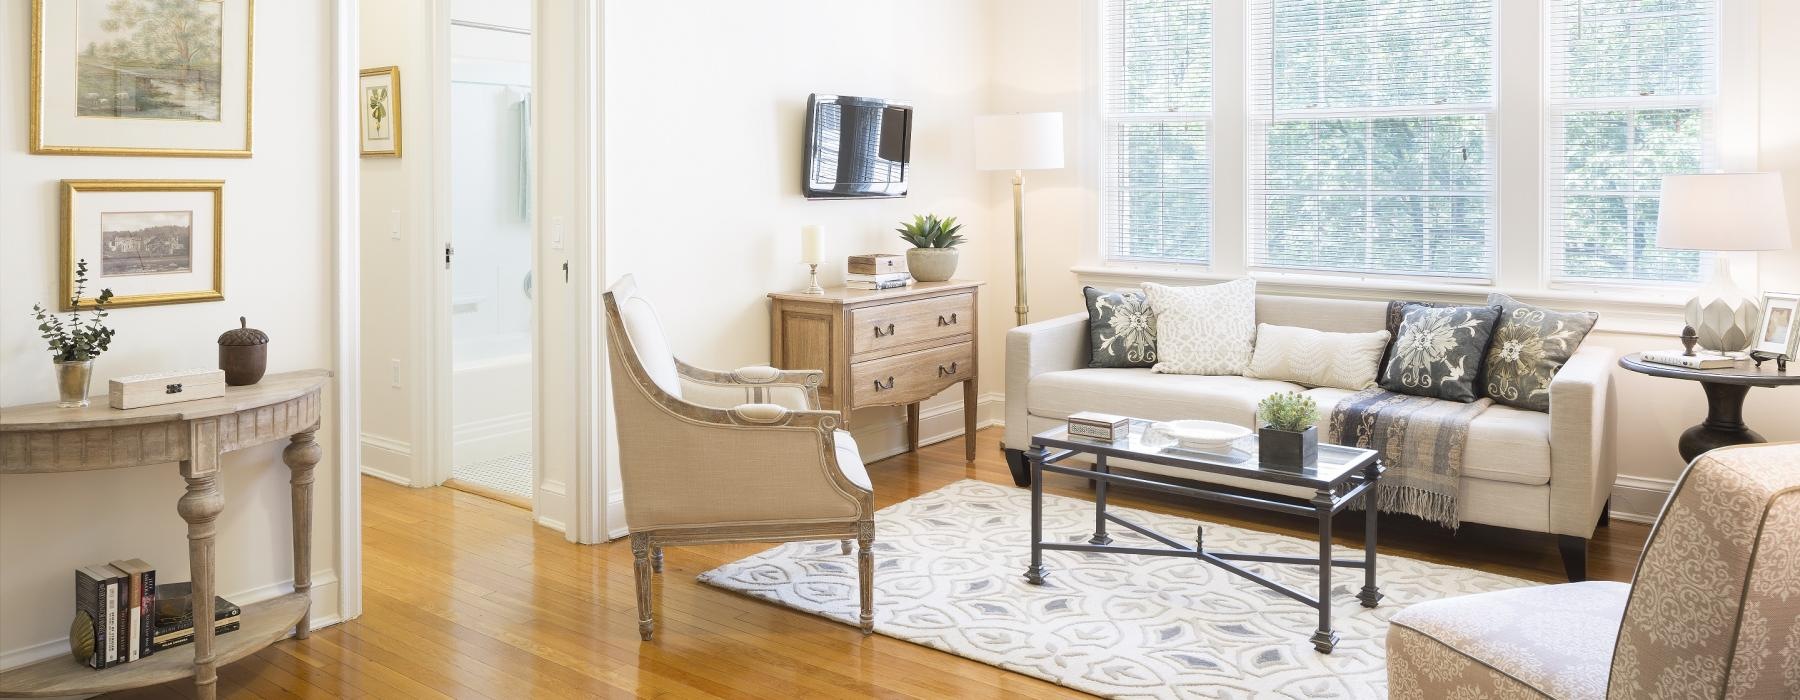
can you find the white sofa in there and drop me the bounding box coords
[1002,294,1617,580]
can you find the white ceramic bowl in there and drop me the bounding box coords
[1149,420,1252,450]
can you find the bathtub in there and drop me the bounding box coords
[452,332,532,466]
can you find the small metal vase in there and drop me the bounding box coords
[55,358,95,408]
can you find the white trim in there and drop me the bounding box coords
[1609,474,1677,525]
[423,0,454,489]
[851,393,1007,466]
[571,0,609,545]
[330,0,364,627]
[360,465,413,487]
[360,432,415,486]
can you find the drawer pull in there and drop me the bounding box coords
[165,383,184,394]
[937,362,959,377]
[937,313,959,327]
[873,323,896,338]
[873,376,895,391]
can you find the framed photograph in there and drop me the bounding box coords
[62,180,224,310]
[1753,291,1800,359]
[359,66,402,157]
[31,0,255,157]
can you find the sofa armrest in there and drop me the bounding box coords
[1004,312,1090,450]
[1547,343,1616,539]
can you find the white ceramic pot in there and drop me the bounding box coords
[906,248,959,282]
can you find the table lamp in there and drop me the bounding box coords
[1656,173,1793,352]
[800,224,826,295]
[975,112,1064,325]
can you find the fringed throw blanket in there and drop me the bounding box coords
[1327,388,1491,528]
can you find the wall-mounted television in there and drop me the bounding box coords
[803,94,911,199]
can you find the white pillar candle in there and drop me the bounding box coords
[800,225,826,264]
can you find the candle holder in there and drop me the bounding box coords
[803,263,824,295]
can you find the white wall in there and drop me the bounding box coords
[986,0,1800,519]
[599,0,1004,465]
[0,1,343,669]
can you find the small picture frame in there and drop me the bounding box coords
[1752,291,1799,359]
[62,180,224,310]
[359,66,402,157]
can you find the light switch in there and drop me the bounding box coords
[389,209,403,240]
[550,216,565,250]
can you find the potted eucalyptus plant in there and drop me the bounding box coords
[898,214,964,282]
[1257,391,1320,468]
[31,260,116,408]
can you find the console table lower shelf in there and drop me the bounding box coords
[0,593,309,698]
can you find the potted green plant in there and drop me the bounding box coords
[31,260,116,408]
[898,214,964,282]
[1257,391,1320,468]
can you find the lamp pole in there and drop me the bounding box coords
[1012,169,1028,326]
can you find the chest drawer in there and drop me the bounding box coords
[850,293,974,358]
[850,342,973,408]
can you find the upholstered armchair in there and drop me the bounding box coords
[1387,442,1800,699]
[603,275,876,640]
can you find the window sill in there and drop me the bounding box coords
[1071,264,1691,337]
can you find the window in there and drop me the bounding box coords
[1246,0,1498,280]
[1545,0,1717,284]
[1101,0,1213,264]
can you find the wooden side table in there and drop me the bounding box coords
[0,370,329,700]
[1618,354,1798,462]
[769,280,983,460]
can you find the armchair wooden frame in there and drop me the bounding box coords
[603,276,876,641]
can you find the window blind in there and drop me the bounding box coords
[1247,0,1497,280]
[1101,0,1213,264]
[1545,0,1717,284]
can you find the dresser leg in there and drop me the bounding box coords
[178,461,224,700]
[285,428,321,639]
[962,379,977,461]
[906,403,920,451]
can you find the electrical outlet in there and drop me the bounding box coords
[390,359,402,388]
[550,216,565,250]
[389,209,403,240]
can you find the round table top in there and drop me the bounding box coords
[1618,353,1799,388]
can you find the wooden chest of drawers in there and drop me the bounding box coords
[768,280,982,460]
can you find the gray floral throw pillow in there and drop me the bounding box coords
[1480,293,1597,412]
[1379,303,1502,402]
[1085,286,1157,368]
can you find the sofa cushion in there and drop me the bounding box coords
[1305,388,1551,486]
[1142,280,1257,376]
[1481,293,1597,412]
[1083,286,1157,368]
[1379,303,1502,402]
[1245,324,1390,390]
[1027,368,1305,426]
[1388,581,1628,700]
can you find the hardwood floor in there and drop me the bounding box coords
[105,427,1649,699]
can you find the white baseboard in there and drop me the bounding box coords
[851,393,1006,464]
[1609,474,1676,524]
[360,432,416,486]
[0,570,341,672]
[452,412,532,466]
[536,514,567,533]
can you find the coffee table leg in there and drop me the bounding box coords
[1024,448,1048,585]
[1357,465,1383,609]
[1309,492,1338,654]
[1089,454,1113,545]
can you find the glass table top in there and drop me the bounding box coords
[1031,418,1378,489]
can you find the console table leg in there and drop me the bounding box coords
[285,428,321,639]
[177,459,224,700]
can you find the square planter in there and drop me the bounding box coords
[1259,425,1318,468]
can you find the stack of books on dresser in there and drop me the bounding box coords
[74,562,240,670]
[846,253,913,291]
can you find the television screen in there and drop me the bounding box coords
[803,94,911,199]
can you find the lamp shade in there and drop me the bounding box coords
[974,112,1064,171]
[1656,173,1793,251]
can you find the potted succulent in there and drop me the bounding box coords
[898,214,964,282]
[1257,391,1320,468]
[31,260,116,408]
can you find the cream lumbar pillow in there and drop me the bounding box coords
[1246,323,1391,390]
[1141,279,1257,375]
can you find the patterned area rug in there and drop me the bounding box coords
[698,479,1535,699]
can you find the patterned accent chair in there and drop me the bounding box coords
[603,275,876,640]
[1387,442,1800,699]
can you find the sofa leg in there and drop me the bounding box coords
[1558,535,1588,582]
[1003,448,1030,487]
[1598,498,1611,527]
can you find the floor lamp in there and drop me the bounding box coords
[975,112,1065,326]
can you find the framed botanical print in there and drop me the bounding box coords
[1753,291,1799,359]
[31,0,255,157]
[62,180,224,310]
[359,66,402,157]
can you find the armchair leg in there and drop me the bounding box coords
[840,539,852,555]
[1558,535,1588,582]
[651,546,664,573]
[857,521,875,635]
[631,533,655,640]
[1003,448,1030,487]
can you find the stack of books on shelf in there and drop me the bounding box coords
[73,563,240,670]
[1640,349,1736,369]
[846,253,913,291]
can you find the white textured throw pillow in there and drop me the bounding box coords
[1246,323,1391,390]
[1141,279,1257,375]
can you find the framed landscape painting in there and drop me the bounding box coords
[62,180,225,309]
[359,66,402,157]
[32,0,255,157]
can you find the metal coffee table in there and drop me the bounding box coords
[1023,419,1384,653]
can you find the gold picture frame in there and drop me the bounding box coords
[359,66,403,157]
[62,180,225,310]
[31,0,255,157]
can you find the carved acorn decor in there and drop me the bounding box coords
[218,316,269,386]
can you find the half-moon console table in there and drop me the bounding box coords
[0,369,328,700]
